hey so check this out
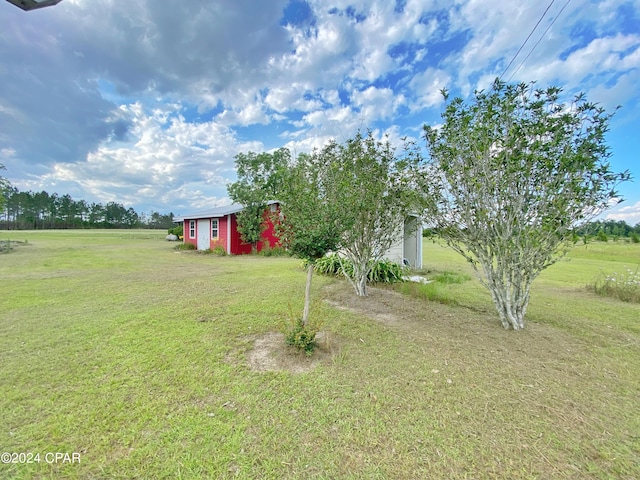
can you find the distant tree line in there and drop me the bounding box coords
[576,220,640,243]
[424,219,640,241]
[574,219,640,240]
[0,187,174,230]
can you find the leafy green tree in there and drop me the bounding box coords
[321,131,422,296]
[89,202,105,226]
[2,186,18,228]
[58,194,77,227]
[76,199,89,226]
[422,80,631,330]
[228,148,290,252]
[0,163,10,215]
[277,152,342,326]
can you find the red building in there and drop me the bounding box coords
[172,201,280,254]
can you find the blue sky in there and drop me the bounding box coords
[1,0,639,223]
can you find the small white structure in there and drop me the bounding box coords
[383,215,422,269]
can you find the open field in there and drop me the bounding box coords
[1,230,639,479]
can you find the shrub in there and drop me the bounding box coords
[211,245,227,256]
[310,253,406,284]
[311,254,345,276]
[367,259,406,283]
[631,232,640,244]
[589,266,640,303]
[597,230,608,242]
[168,225,183,237]
[282,305,322,355]
[174,242,196,251]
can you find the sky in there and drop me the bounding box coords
[1,0,639,223]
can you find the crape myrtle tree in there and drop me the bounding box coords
[422,80,631,330]
[227,148,290,252]
[276,152,342,326]
[324,131,423,296]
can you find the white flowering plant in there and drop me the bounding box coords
[590,266,640,303]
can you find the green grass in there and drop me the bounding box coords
[1,230,639,479]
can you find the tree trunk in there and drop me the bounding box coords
[355,255,369,296]
[302,262,314,326]
[354,263,367,296]
[483,266,529,330]
[339,255,368,296]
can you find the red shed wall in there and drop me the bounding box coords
[216,216,229,252]
[183,219,197,248]
[229,214,252,255]
[229,205,281,254]
[257,204,281,251]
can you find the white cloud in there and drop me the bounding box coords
[408,68,451,110]
[217,102,271,127]
[527,34,640,84]
[39,102,264,211]
[604,200,640,226]
[264,84,323,113]
[351,86,401,120]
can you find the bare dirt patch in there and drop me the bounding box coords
[322,281,447,330]
[246,331,338,373]
[320,279,594,364]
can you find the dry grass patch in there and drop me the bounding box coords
[244,331,339,373]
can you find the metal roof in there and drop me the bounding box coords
[172,201,278,222]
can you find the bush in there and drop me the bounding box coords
[311,254,345,276]
[597,230,608,242]
[631,232,640,244]
[174,242,196,251]
[367,259,406,283]
[310,254,406,284]
[211,245,227,256]
[282,306,322,355]
[168,225,183,237]
[589,266,640,303]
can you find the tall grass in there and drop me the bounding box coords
[589,265,640,303]
[398,270,471,305]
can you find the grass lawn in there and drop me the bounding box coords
[1,230,638,479]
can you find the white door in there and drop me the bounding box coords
[197,219,210,250]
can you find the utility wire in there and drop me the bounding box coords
[507,0,572,82]
[499,0,556,81]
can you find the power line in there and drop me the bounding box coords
[507,0,572,82]
[499,0,556,81]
